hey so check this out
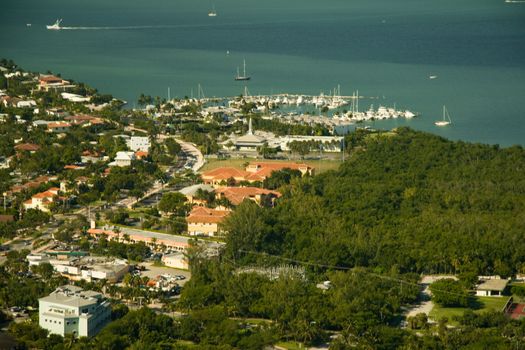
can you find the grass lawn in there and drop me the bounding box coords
[429,296,510,325]
[201,158,342,174]
[275,341,307,350]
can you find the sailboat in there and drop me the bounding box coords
[434,105,452,126]
[46,19,63,30]
[234,60,251,81]
[208,4,217,17]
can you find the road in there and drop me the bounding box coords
[175,139,205,172]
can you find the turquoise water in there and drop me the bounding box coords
[1,0,525,145]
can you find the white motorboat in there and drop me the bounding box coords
[46,19,62,30]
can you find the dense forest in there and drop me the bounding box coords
[225,128,525,277]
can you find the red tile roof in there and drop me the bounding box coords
[216,187,281,205]
[0,215,15,223]
[201,167,250,182]
[186,207,230,224]
[14,143,40,152]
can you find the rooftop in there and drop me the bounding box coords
[39,285,103,308]
[477,279,509,292]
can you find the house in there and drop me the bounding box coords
[215,187,281,206]
[14,143,40,153]
[64,115,103,127]
[476,278,509,297]
[47,122,72,133]
[126,136,150,152]
[162,252,189,270]
[109,151,136,167]
[179,184,215,205]
[38,75,74,92]
[16,100,37,109]
[39,285,111,337]
[186,206,230,237]
[23,187,61,213]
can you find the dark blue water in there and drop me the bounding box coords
[1,0,525,145]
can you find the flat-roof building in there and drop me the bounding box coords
[39,285,111,338]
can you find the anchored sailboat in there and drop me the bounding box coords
[434,105,452,126]
[235,59,251,81]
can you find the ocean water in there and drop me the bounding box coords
[1,0,525,146]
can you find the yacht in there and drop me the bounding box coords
[234,59,251,81]
[434,105,452,126]
[46,19,62,30]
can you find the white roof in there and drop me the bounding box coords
[179,184,214,196]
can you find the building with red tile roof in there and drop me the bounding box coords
[215,187,281,206]
[201,162,314,187]
[47,122,72,133]
[38,75,74,92]
[14,143,40,153]
[186,206,231,237]
[23,187,61,213]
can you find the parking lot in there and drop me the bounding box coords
[138,262,191,286]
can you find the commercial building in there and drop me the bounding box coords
[39,285,111,337]
[186,206,230,237]
[201,161,314,187]
[162,252,189,270]
[27,253,129,283]
[126,136,151,152]
[476,278,509,297]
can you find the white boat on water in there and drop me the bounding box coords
[429,75,438,79]
[434,105,452,126]
[46,19,62,30]
[208,4,217,16]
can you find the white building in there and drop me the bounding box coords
[27,254,129,283]
[162,252,189,270]
[126,136,150,152]
[39,285,111,338]
[476,278,509,297]
[109,151,136,167]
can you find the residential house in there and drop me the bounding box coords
[38,75,74,92]
[14,143,40,154]
[47,122,72,133]
[109,151,136,167]
[23,187,61,213]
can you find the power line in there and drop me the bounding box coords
[237,249,477,300]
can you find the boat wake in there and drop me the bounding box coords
[58,25,182,30]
